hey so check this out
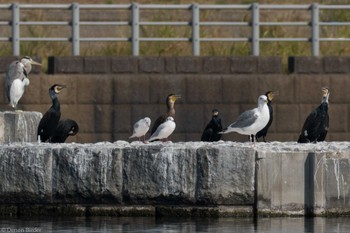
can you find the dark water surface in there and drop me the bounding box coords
[0,216,350,233]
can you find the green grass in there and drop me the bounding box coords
[1,0,350,72]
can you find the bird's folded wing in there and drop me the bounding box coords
[230,109,258,128]
[6,62,24,100]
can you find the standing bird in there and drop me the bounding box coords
[150,93,181,135]
[51,119,79,143]
[201,109,222,142]
[220,95,269,142]
[129,117,151,141]
[255,91,278,142]
[37,84,66,142]
[5,56,41,110]
[298,87,330,143]
[147,116,176,142]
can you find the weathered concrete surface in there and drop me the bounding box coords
[256,142,350,216]
[1,141,350,217]
[0,141,255,208]
[0,111,42,143]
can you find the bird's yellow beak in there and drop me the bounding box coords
[55,85,66,93]
[30,60,42,66]
[171,94,181,101]
[268,90,279,101]
[322,87,329,97]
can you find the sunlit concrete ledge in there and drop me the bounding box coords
[0,141,350,217]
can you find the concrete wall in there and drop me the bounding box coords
[1,56,350,143]
[1,141,350,217]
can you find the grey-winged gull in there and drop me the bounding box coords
[220,95,269,142]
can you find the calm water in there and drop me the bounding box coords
[0,217,350,233]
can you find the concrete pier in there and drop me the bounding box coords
[0,111,42,143]
[0,141,350,217]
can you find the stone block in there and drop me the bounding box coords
[138,57,165,73]
[176,57,202,73]
[258,57,282,74]
[329,133,350,141]
[257,75,295,104]
[0,56,15,74]
[40,75,77,105]
[186,75,222,104]
[322,153,350,211]
[123,144,197,204]
[0,145,52,203]
[324,57,350,74]
[112,133,130,142]
[0,111,42,143]
[176,105,204,133]
[196,146,255,205]
[230,57,257,74]
[149,75,185,103]
[0,76,6,105]
[295,75,330,104]
[74,105,95,134]
[330,75,350,104]
[76,75,113,104]
[288,56,323,74]
[185,133,201,142]
[202,57,230,74]
[114,75,150,104]
[328,104,347,133]
[52,145,123,203]
[94,105,113,133]
[113,105,131,133]
[266,133,296,142]
[77,133,100,143]
[258,151,302,212]
[275,104,299,133]
[48,56,84,74]
[222,75,258,104]
[165,57,176,73]
[111,57,138,73]
[84,57,111,73]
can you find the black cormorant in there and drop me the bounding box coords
[297,87,330,143]
[5,56,41,110]
[37,84,66,142]
[150,93,180,135]
[201,109,222,142]
[255,91,278,142]
[51,119,79,143]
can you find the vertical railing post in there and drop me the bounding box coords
[72,3,80,56]
[132,3,139,56]
[311,3,319,56]
[251,3,259,56]
[12,3,20,56]
[192,3,200,56]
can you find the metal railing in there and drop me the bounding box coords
[1,3,350,56]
